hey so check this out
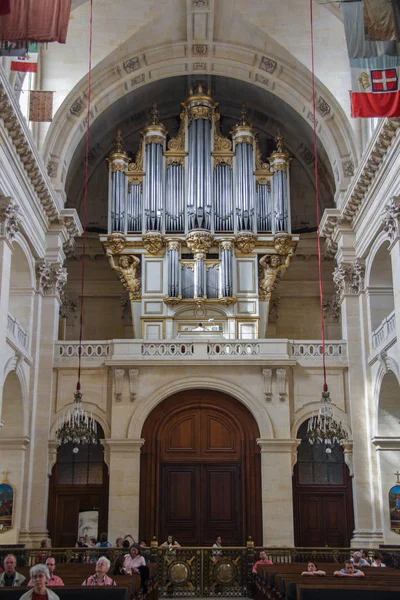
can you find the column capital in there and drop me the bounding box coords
[0,197,21,244]
[104,438,145,453]
[333,259,365,302]
[382,196,400,248]
[36,259,67,299]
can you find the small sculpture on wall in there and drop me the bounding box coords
[0,471,14,533]
[259,251,293,300]
[109,254,141,300]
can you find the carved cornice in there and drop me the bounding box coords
[0,197,21,242]
[333,259,365,301]
[0,80,59,222]
[321,119,400,257]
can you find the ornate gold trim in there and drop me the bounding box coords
[235,231,257,254]
[126,135,145,184]
[186,229,214,253]
[164,111,188,167]
[143,231,165,254]
[187,105,212,122]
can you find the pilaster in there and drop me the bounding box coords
[256,438,300,546]
[104,438,145,542]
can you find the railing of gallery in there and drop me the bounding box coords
[2,544,400,597]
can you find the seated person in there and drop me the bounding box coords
[360,548,371,564]
[0,554,26,586]
[351,551,370,567]
[20,564,60,600]
[252,550,273,574]
[212,536,223,558]
[371,553,386,567]
[28,557,64,586]
[82,556,117,586]
[161,535,181,554]
[140,540,151,563]
[123,545,150,593]
[96,532,112,548]
[301,561,326,576]
[334,560,365,577]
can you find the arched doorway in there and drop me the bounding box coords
[293,421,354,547]
[47,424,109,547]
[140,389,262,546]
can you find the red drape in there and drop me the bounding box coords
[0,0,71,43]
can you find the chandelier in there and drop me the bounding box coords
[56,386,98,453]
[307,386,348,453]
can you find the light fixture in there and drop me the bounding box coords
[56,386,97,452]
[307,386,348,453]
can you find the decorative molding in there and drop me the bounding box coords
[276,367,287,401]
[333,259,365,301]
[109,254,141,301]
[123,56,141,73]
[186,229,213,253]
[59,294,78,320]
[316,96,331,117]
[382,196,400,244]
[234,231,257,254]
[262,368,272,401]
[259,56,277,74]
[36,260,67,298]
[104,438,145,453]
[323,294,341,323]
[128,368,139,402]
[0,197,21,242]
[192,0,209,6]
[107,232,127,254]
[268,297,280,323]
[114,368,125,403]
[192,44,208,56]
[70,96,86,117]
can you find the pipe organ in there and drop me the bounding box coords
[102,86,298,340]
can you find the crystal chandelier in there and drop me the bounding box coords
[56,386,98,452]
[307,387,348,453]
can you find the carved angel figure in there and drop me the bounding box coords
[110,255,141,300]
[259,252,293,300]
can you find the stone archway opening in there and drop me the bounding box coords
[367,241,394,346]
[140,388,262,546]
[378,371,400,437]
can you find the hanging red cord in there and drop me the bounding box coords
[77,0,93,390]
[309,0,328,392]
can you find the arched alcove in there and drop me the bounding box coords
[377,372,400,437]
[293,421,354,547]
[0,371,25,437]
[367,241,394,334]
[140,388,262,545]
[47,423,109,547]
[9,242,35,348]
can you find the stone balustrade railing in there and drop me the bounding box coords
[54,339,347,363]
[372,311,396,351]
[7,313,28,349]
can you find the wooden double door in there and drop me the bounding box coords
[140,390,262,546]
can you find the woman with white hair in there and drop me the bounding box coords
[82,556,116,586]
[20,565,60,600]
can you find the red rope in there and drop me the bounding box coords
[309,0,328,391]
[77,0,93,390]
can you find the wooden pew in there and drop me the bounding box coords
[0,587,131,600]
[296,581,400,600]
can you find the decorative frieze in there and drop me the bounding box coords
[382,196,400,243]
[36,260,67,298]
[333,259,365,301]
[0,197,21,242]
[323,294,341,324]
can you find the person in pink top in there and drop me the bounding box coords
[28,557,64,586]
[252,550,273,574]
[82,556,116,586]
[123,545,150,594]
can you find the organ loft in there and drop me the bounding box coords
[102,86,298,339]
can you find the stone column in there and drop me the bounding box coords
[105,439,144,542]
[382,197,400,345]
[19,259,67,545]
[186,230,213,299]
[334,253,383,546]
[257,438,300,546]
[166,239,181,298]
[219,239,233,298]
[0,197,21,419]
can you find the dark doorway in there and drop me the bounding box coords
[47,424,109,547]
[140,389,262,546]
[293,421,354,547]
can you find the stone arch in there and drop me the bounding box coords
[290,404,351,441]
[0,371,26,438]
[43,27,357,198]
[9,238,36,350]
[127,374,274,440]
[50,402,111,441]
[365,237,394,334]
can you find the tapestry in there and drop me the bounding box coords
[29,90,53,122]
[0,482,14,532]
[389,484,400,534]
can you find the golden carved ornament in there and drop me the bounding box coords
[165,155,186,167]
[219,295,237,306]
[235,231,257,254]
[108,129,128,162]
[274,232,293,256]
[109,162,127,173]
[219,239,233,251]
[167,240,181,252]
[258,251,293,300]
[109,254,141,301]
[145,134,165,146]
[188,105,212,122]
[143,231,165,254]
[271,161,290,173]
[235,134,254,145]
[126,137,145,184]
[107,232,127,254]
[186,229,214,253]
[213,154,233,168]
[214,110,232,152]
[182,83,216,107]
[181,261,195,271]
[163,295,182,306]
[164,111,188,167]
[254,134,273,184]
[205,262,220,271]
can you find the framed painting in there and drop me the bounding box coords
[389,484,400,533]
[0,481,14,532]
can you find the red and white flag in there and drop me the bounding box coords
[350,64,400,117]
[11,43,38,73]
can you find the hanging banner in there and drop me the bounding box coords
[389,483,400,534]
[29,90,54,122]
